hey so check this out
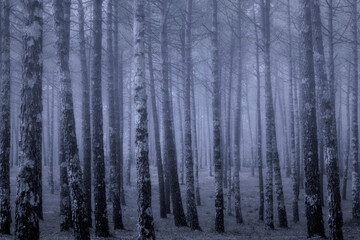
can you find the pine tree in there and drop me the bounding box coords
[134,0,156,238]
[0,0,11,234]
[15,1,43,239]
[160,0,187,227]
[312,0,343,238]
[146,4,166,218]
[233,0,243,224]
[299,0,325,237]
[91,0,109,236]
[107,0,123,229]
[184,0,201,231]
[211,0,224,233]
[350,0,360,220]
[77,0,92,227]
[53,0,90,238]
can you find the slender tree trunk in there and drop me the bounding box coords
[146,6,166,218]
[211,0,224,232]
[299,0,325,237]
[107,0,123,229]
[47,77,54,195]
[226,32,235,217]
[261,0,288,229]
[312,0,343,238]
[350,0,360,220]
[184,0,201,230]
[91,0,109,236]
[233,1,243,224]
[160,0,187,227]
[127,81,133,186]
[254,5,264,221]
[15,1,43,238]
[287,0,299,223]
[134,0,156,238]
[53,1,90,238]
[342,68,351,200]
[0,0,11,234]
[77,0,92,227]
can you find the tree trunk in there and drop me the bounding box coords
[0,0,11,234]
[15,1,43,238]
[233,1,243,225]
[146,5,166,218]
[254,4,264,221]
[211,0,224,232]
[312,0,343,238]
[53,0,90,238]
[91,0,109,236]
[299,0,325,237]
[77,0,92,227]
[160,0,187,227]
[133,0,156,238]
[287,0,299,223]
[350,0,360,220]
[184,0,201,230]
[107,0,124,229]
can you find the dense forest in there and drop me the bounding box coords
[0,0,359,239]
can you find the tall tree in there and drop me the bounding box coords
[15,0,43,238]
[53,0,90,238]
[91,0,110,236]
[184,0,201,231]
[133,0,156,238]
[299,0,325,237]
[253,3,264,222]
[350,0,360,220]
[287,0,299,223]
[312,0,343,238]
[261,0,288,229]
[77,0,92,227]
[0,0,11,234]
[146,3,166,218]
[160,0,187,227]
[211,0,224,232]
[233,0,243,224]
[107,0,123,229]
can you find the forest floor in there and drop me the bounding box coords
[1,166,359,239]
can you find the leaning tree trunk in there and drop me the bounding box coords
[160,0,187,227]
[211,0,224,232]
[53,0,90,239]
[15,1,43,239]
[184,0,201,231]
[107,0,123,229]
[77,0,92,227]
[299,0,325,237]
[146,5,166,219]
[350,0,360,220]
[133,0,156,238]
[312,0,343,238]
[91,0,109,236]
[0,0,11,234]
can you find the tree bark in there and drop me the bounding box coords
[299,0,325,237]
[160,0,187,227]
[15,1,43,239]
[211,0,224,232]
[0,0,11,234]
[91,0,110,236]
[312,0,343,238]
[133,0,156,238]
